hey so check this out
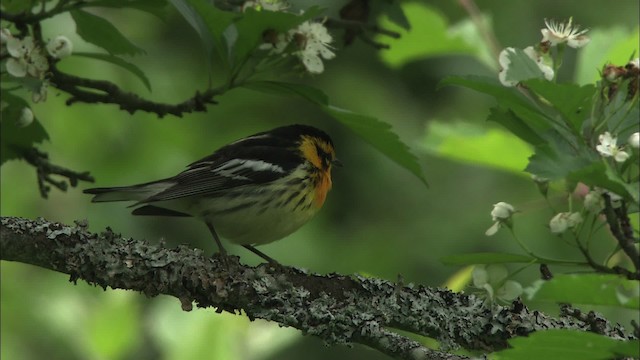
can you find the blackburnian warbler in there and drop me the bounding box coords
[84,124,340,263]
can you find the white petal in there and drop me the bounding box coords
[6,57,27,77]
[18,107,34,127]
[301,53,324,74]
[472,265,489,287]
[614,151,630,163]
[485,222,501,236]
[628,132,639,149]
[498,280,523,301]
[567,35,590,48]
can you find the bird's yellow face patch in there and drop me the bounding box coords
[299,135,336,170]
[299,135,335,207]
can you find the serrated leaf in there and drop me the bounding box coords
[377,3,474,68]
[525,132,596,180]
[0,0,32,12]
[524,79,596,133]
[73,52,151,91]
[231,7,323,68]
[526,274,640,310]
[70,10,145,56]
[85,0,168,19]
[440,75,552,133]
[487,107,546,146]
[501,48,545,84]
[441,253,537,266]
[325,105,427,186]
[242,80,328,105]
[1,93,49,165]
[422,121,532,174]
[492,330,639,360]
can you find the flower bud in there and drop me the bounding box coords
[18,107,34,127]
[491,202,515,221]
[629,132,639,149]
[46,35,73,58]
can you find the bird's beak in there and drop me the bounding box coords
[332,158,343,167]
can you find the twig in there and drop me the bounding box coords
[21,147,94,199]
[457,0,502,62]
[49,66,223,118]
[602,194,640,273]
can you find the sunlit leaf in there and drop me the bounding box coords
[422,121,532,174]
[441,253,537,266]
[73,52,152,91]
[526,274,640,310]
[70,10,145,56]
[491,330,640,360]
[377,2,474,68]
[0,92,49,165]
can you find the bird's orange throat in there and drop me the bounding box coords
[314,170,332,208]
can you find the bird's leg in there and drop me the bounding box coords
[206,222,227,257]
[242,245,279,265]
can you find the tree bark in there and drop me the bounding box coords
[0,216,632,359]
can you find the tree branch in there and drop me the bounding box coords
[1,216,634,359]
[49,66,224,118]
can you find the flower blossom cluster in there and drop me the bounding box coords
[244,1,335,74]
[498,18,590,87]
[1,29,73,103]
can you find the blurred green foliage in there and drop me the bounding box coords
[1,1,639,359]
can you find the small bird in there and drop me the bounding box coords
[84,124,340,263]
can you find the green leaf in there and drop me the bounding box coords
[501,48,545,85]
[85,0,168,19]
[440,75,552,133]
[422,121,532,174]
[487,107,546,146]
[0,93,49,165]
[0,0,32,12]
[325,105,428,186]
[231,7,323,67]
[526,274,640,310]
[169,0,236,68]
[441,253,537,266]
[566,162,637,202]
[525,133,596,180]
[242,80,328,105]
[492,329,640,360]
[73,52,152,91]
[525,79,596,133]
[377,2,474,68]
[242,81,427,185]
[70,10,145,56]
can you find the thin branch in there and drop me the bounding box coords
[602,195,640,273]
[1,216,635,360]
[457,0,502,62]
[48,66,224,118]
[21,147,94,198]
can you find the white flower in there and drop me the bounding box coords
[486,202,515,236]
[491,202,515,220]
[242,0,288,12]
[523,46,554,81]
[605,190,623,209]
[596,132,630,162]
[46,35,73,58]
[291,21,335,74]
[584,190,604,213]
[18,107,34,127]
[628,58,639,70]
[549,212,582,234]
[541,18,590,48]
[629,132,639,149]
[549,213,569,234]
[5,36,48,78]
[0,28,10,46]
[473,265,520,302]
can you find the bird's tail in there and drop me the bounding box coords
[83,181,173,203]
